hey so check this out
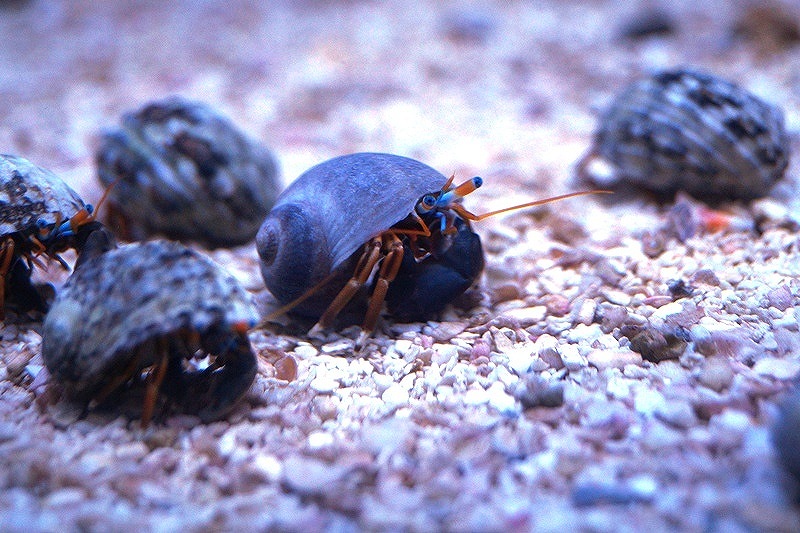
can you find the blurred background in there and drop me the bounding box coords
[0,0,798,206]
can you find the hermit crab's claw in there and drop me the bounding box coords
[192,328,257,422]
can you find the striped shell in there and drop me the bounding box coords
[582,69,789,201]
[96,96,280,248]
[0,154,87,236]
[42,239,258,422]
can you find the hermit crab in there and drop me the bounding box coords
[257,152,599,344]
[42,238,258,426]
[578,68,789,201]
[96,96,281,248]
[0,154,104,318]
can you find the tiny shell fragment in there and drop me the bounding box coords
[580,68,789,201]
[96,96,281,248]
[42,239,259,423]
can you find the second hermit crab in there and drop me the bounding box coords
[42,238,259,426]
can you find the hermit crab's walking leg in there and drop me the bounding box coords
[357,233,405,347]
[141,340,170,429]
[0,238,16,317]
[90,346,147,409]
[309,236,384,336]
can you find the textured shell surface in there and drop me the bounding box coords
[257,152,449,310]
[589,68,789,200]
[0,154,87,235]
[42,239,258,399]
[271,152,447,269]
[96,96,280,248]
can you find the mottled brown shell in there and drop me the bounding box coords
[42,239,258,421]
[96,96,280,248]
[0,154,87,236]
[582,69,789,201]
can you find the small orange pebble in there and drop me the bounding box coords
[698,206,734,233]
[274,354,298,382]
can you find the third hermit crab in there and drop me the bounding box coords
[0,154,104,318]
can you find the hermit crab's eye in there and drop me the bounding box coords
[419,194,438,211]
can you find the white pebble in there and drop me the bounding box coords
[633,388,665,416]
[507,347,535,375]
[499,306,546,326]
[651,301,684,321]
[252,453,282,481]
[711,409,751,432]
[218,430,237,457]
[752,357,800,380]
[281,455,345,495]
[307,431,334,449]
[602,289,632,306]
[463,386,489,406]
[432,344,459,366]
[321,339,354,353]
[487,382,518,416]
[393,339,415,358]
[628,475,658,498]
[558,344,587,371]
[293,344,318,358]
[564,324,603,344]
[381,384,410,407]
[310,377,340,393]
[576,298,597,325]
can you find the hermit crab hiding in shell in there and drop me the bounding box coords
[0,154,105,318]
[577,68,789,201]
[42,238,258,426]
[257,152,603,344]
[96,96,281,249]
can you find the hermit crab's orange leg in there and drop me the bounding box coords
[309,235,384,336]
[357,233,405,347]
[0,238,16,318]
[141,340,170,429]
[90,347,147,409]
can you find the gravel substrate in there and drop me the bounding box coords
[2,1,800,531]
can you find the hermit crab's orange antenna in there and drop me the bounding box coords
[417,175,611,235]
[455,189,612,221]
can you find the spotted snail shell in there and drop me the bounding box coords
[96,96,281,248]
[42,239,258,422]
[580,68,789,201]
